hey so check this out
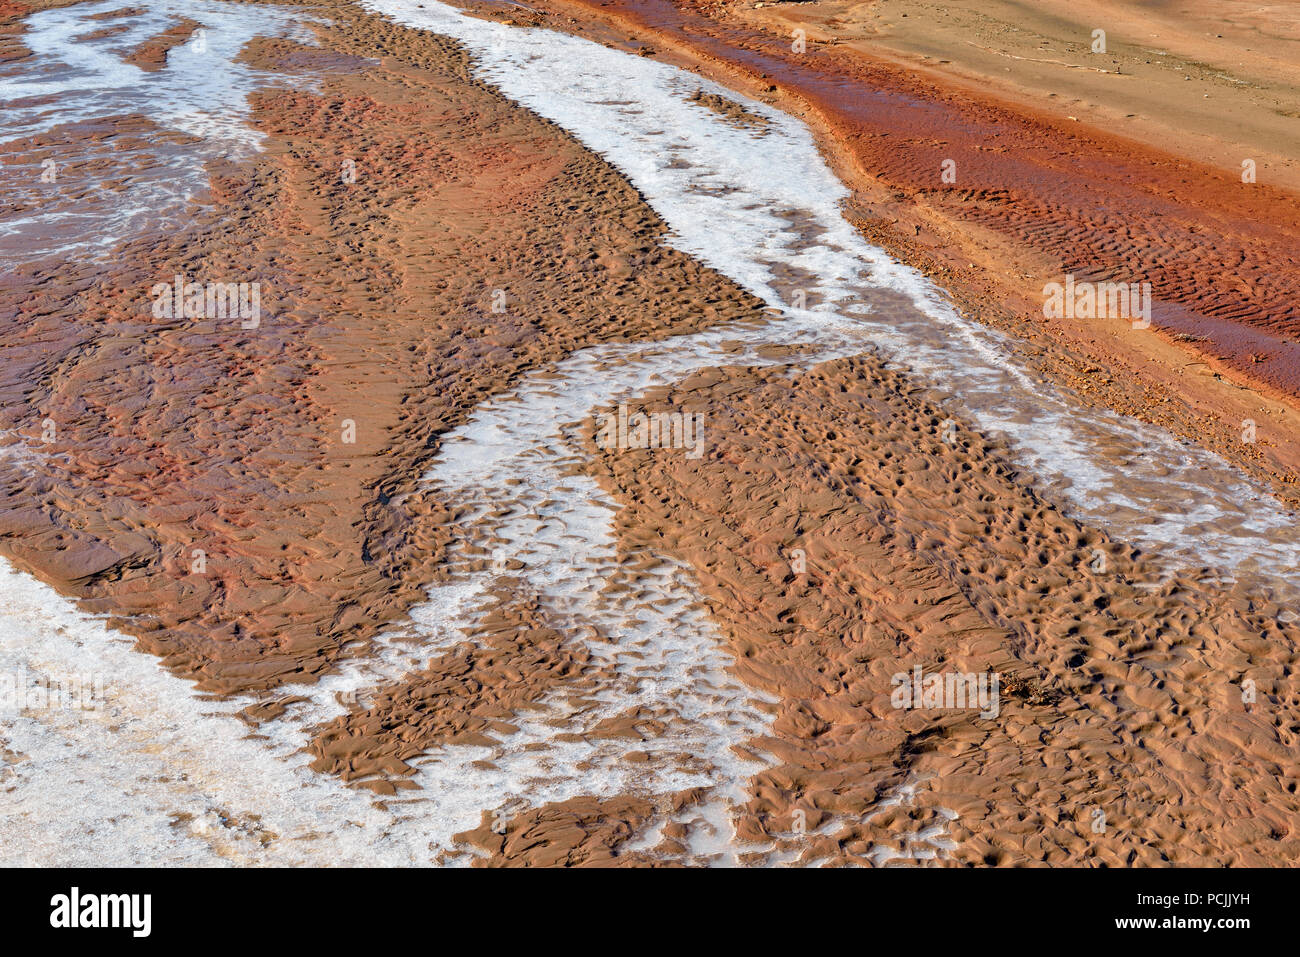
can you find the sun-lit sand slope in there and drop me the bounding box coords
[732,0,1300,191]
[0,0,1297,866]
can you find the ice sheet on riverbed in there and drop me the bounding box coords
[0,0,316,266]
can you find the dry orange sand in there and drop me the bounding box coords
[735,0,1300,193]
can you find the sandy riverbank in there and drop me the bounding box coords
[507,0,1300,503]
[0,0,762,695]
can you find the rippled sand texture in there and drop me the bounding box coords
[526,0,1300,497]
[589,357,1300,865]
[365,0,1300,577]
[0,0,315,266]
[0,0,780,864]
[1,0,1298,866]
[0,1,759,692]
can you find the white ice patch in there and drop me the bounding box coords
[367,0,1300,578]
[0,556,431,866]
[0,540,772,866]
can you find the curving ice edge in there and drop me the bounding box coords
[0,0,320,266]
[0,556,420,866]
[365,0,1300,576]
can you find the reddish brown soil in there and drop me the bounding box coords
[308,593,599,791]
[455,794,670,866]
[586,356,1300,865]
[0,4,763,694]
[0,1,31,61]
[564,0,1300,391]
[4,0,1298,867]
[516,0,1300,499]
[123,17,200,71]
